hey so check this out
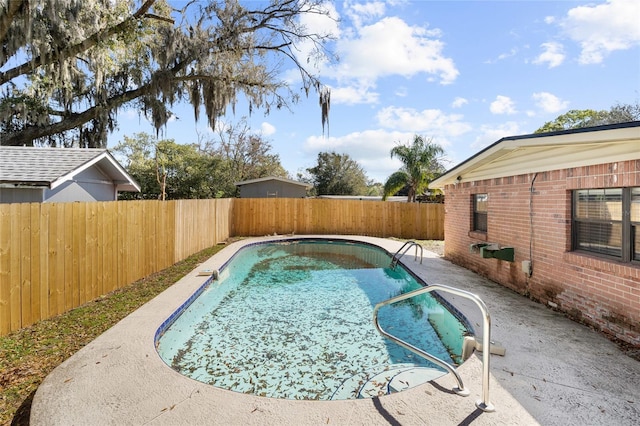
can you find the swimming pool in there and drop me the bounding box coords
[156,239,472,400]
[33,236,517,424]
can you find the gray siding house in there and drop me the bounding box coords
[0,147,140,203]
[235,176,311,198]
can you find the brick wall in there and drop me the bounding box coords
[443,159,640,346]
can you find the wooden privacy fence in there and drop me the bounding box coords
[0,199,231,336]
[232,198,444,240]
[0,197,442,336]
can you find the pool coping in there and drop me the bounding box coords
[30,236,542,425]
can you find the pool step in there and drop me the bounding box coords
[387,367,447,393]
[330,364,446,400]
[358,365,446,398]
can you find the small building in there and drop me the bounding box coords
[235,176,311,198]
[430,121,640,346]
[317,195,407,202]
[0,146,140,203]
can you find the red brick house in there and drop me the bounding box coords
[430,121,640,346]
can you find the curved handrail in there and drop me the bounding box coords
[390,241,423,268]
[372,284,495,412]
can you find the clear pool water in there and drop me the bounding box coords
[156,240,470,400]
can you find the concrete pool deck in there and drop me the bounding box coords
[30,236,639,425]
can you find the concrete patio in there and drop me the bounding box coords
[30,236,640,425]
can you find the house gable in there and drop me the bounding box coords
[0,146,139,203]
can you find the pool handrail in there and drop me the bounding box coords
[390,241,423,269]
[373,283,495,412]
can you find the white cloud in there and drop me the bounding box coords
[484,48,518,64]
[533,42,565,68]
[302,106,469,182]
[394,86,408,97]
[260,122,276,136]
[490,95,517,115]
[376,106,471,136]
[303,129,410,182]
[451,97,468,108]
[329,84,379,105]
[282,1,340,82]
[287,4,458,106]
[532,92,569,114]
[299,1,341,39]
[343,0,387,28]
[329,16,458,90]
[498,48,518,61]
[471,122,522,150]
[560,0,640,64]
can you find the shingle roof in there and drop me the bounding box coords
[0,146,140,191]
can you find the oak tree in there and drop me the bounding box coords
[535,102,640,133]
[203,118,288,196]
[306,151,369,196]
[1,0,333,147]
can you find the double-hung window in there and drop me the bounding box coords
[473,194,488,233]
[572,187,639,262]
[633,188,640,262]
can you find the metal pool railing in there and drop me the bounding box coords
[373,284,495,412]
[390,240,423,269]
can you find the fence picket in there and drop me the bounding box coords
[0,204,11,334]
[0,198,442,336]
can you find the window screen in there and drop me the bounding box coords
[573,187,639,262]
[632,188,640,261]
[473,194,488,232]
[573,189,622,257]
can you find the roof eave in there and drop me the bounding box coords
[0,182,49,189]
[50,151,141,192]
[431,122,640,188]
[234,176,312,189]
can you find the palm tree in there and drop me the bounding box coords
[383,135,446,202]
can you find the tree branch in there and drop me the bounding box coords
[0,0,158,85]
[0,0,26,48]
[2,57,192,145]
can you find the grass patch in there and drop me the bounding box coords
[0,244,226,426]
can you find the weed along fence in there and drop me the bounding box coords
[0,198,442,336]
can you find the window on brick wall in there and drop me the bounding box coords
[473,194,488,232]
[572,187,639,262]
[632,188,640,262]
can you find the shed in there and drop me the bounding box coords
[317,195,407,202]
[235,176,311,198]
[430,121,640,346]
[0,146,140,203]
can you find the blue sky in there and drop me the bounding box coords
[109,0,640,184]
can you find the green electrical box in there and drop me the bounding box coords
[480,246,515,262]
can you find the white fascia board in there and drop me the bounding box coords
[50,151,109,190]
[50,151,141,192]
[432,127,640,188]
[463,143,639,182]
